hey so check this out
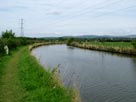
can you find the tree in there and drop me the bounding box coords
[1,30,15,38]
[132,39,136,49]
[67,37,74,45]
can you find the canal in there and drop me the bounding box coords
[32,44,136,102]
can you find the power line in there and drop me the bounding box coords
[57,5,136,27]
[49,0,109,24]
[47,0,126,26]
[94,5,136,18]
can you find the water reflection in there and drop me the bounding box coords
[132,58,136,67]
[67,46,75,50]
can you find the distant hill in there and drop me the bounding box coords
[73,35,136,39]
[124,35,136,38]
[41,34,136,39]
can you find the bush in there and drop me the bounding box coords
[0,30,49,56]
[1,30,15,38]
[67,38,74,45]
[132,39,136,49]
[0,39,5,55]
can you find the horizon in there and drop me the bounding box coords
[23,33,136,38]
[0,0,136,37]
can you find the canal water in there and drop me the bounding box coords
[32,44,136,102]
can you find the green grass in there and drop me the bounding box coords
[0,48,25,102]
[0,54,10,88]
[69,41,136,55]
[0,46,74,102]
[18,47,73,102]
[85,41,133,48]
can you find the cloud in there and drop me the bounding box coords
[0,5,28,12]
[46,10,62,15]
[0,0,136,37]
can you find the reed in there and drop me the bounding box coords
[69,42,136,55]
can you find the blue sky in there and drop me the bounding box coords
[0,0,136,37]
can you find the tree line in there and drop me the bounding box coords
[0,30,45,56]
[1,30,136,56]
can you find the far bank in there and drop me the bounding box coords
[68,41,136,56]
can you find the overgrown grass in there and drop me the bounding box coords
[69,41,136,55]
[0,55,10,83]
[0,48,26,102]
[17,47,73,102]
[0,46,75,102]
[0,49,16,82]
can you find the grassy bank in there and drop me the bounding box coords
[69,41,136,55]
[0,46,76,102]
[0,48,26,102]
[29,42,64,51]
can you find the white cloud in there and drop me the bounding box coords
[46,9,62,15]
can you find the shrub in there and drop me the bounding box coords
[67,38,74,45]
[132,39,136,49]
[1,30,15,38]
[0,39,5,55]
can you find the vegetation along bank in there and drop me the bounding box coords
[67,39,136,55]
[0,30,78,102]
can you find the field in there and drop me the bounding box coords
[84,41,133,48]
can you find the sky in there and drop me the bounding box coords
[0,0,136,37]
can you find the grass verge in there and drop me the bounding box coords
[0,46,76,102]
[18,46,74,102]
[0,48,26,102]
[69,42,136,55]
